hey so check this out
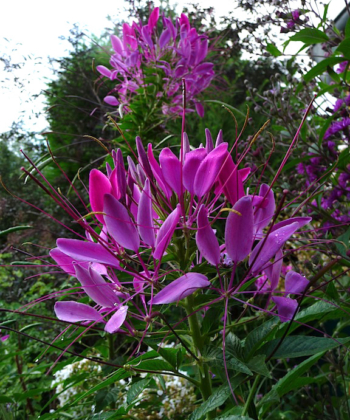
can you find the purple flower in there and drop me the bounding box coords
[324,117,350,139]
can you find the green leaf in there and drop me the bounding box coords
[0,395,13,403]
[304,57,346,82]
[216,417,254,420]
[259,352,324,409]
[247,355,271,378]
[289,28,329,44]
[0,225,32,237]
[244,318,279,358]
[95,388,119,411]
[202,307,223,334]
[346,18,350,37]
[226,333,243,359]
[189,375,246,420]
[260,336,350,359]
[204,346,252,375]
[336,227,350,256]
[146,343,180,368]
[126,378,151,404]
[266,43,282,57]
[132,358,174,372]
[70,369,130,406]
[335,38,350,60]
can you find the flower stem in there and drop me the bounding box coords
[242,375,260,416]
[184,296,215,419]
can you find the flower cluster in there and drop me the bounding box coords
[50,129,312,334]
[97,8,215,117]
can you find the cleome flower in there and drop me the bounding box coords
[96,8,215,117]
[49,128,312,332]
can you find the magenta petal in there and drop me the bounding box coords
[153,205,180,260]
[104,96,119,106]
[159,28,171,49]
[147,144,172,198]
[136,137,153,179]
[50,248,77,276]
[148,7,159,32]
[96,65,112,78]
[74,264,119,308]
[104,194,140,252]
[285,271,309,295]
[116,149,126,200]
[264,249,283,291]
[195,102,205,117]
[111,35,123,54]
[57,238,120,268]
[89,169,112,224]
[272,296,298,322]
[196,205,220,265]
[183,148,207,195]
[137,179,156,247]
[225,196,254,263]
[105,306,128,333]
[152,273,210,304]
[254,184,275,234]
[205,128,214,153]
[194,143,228,197]
[271,217,312,232]
[218,154,244,205]
[215,129,223,147]
[54,301,102,322]
[249,222,300,274]
[159,148,182,196]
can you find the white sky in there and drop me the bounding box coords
[0,0,346,134]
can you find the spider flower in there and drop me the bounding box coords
[48,127,312,332]
[96,8,215,117]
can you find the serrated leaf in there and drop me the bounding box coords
[189,375,245,420]
[95,388,119,411]
[132,358,174,372]
[126,378,151,404]
[204,346,252,375]
[216,416,254,420]
[70,369,130,406]
[244,318,279,358]
[259,352,324,410]
[226,333,243,359]
[202,307,223,334]
[289,28,329,44]
[247,355,271,378]
[260,336,350,359]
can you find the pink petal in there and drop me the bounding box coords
[75,264,119,308]
[272,296,298,322]
[264,249,283,291]
[249,222,300,274]
[111,35,123,54]
[105,306,128,333]
[104,96,119,106]
[148,7,159,32]
[195,102,204,117]
[50,248,77,276]
[215,129,223,147]
[225,196,254,263]
[153,205,180,260]
[137,179,156,247]
[205,129,214,153]
[159,148,182,197]
[285,271,309,295]
[116,149,126,200]
[271,217,312,232]
[103,194,140,252]
[196,205,220,265]
[194,143,228,197]
[159,28,171,49]
[89,169,112,224]
[54,301,102,322]
[183,148,207,195]
[136,137,153,179]
[254,184,275,235]
[218,154,244,205]
[147,143,172,198]
[57,238,120,268]
[96,65,112,78]
[152,273,210,304]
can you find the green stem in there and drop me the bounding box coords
[184,296,215,420]
[108,334,114,361]
[242,375,260,416]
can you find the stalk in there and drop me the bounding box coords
[242,375,260,416]
[184,295,215,420]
